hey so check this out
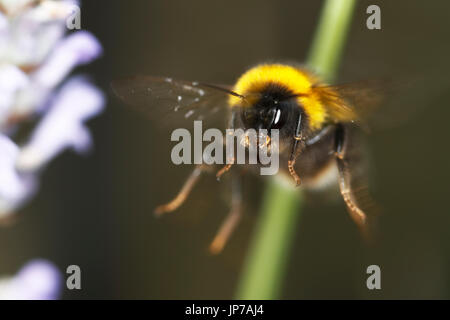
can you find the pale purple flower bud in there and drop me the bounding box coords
[0,0,104,216]
[14,31,102,116]
[0,134,36,217]
[0,64,28,125]
[33,31,103,89]
[16,77,105,172]
[0,259,62,300]
[0,0,80,66]
[0,12,8,45]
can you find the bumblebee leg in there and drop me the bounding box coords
[288,138,302,186]
[216,158,234,181]
[334,125,369,234]
[337,161,368,229]
[287,113,304,186]
[154,165,204,216]
[209,173,242,254]
[216,110,238,181]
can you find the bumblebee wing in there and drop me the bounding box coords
[315,74,442,131]
[111,76,234,127]
[313,79,390,125]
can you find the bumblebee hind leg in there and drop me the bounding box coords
[334,124,375,240]
[154,165,205,216]
[209,172,243,254]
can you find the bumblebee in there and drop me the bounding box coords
[113,63,379,253]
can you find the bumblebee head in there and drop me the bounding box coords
[229,64,330,151]
[236,83,305,145]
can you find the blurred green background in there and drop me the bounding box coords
[1,0,450,299]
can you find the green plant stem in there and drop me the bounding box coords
[308,0,357,82]
[235,0,357,300]
[235,176,302,299]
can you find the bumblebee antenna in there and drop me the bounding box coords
[199,83,245,99]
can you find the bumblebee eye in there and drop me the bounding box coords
[273,109,281,125]
[271,107,286,129]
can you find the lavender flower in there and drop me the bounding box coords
[0,134,36,214]
[0,260,62,300]
[0,0,104,218]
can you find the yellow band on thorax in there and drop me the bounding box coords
[229,64,327,130]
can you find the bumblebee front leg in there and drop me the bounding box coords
[209,172,243,254]
[334,125,368,233]
[288,113,304,186]
[154,165,205,216]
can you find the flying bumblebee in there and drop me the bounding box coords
[112,63,381,253]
